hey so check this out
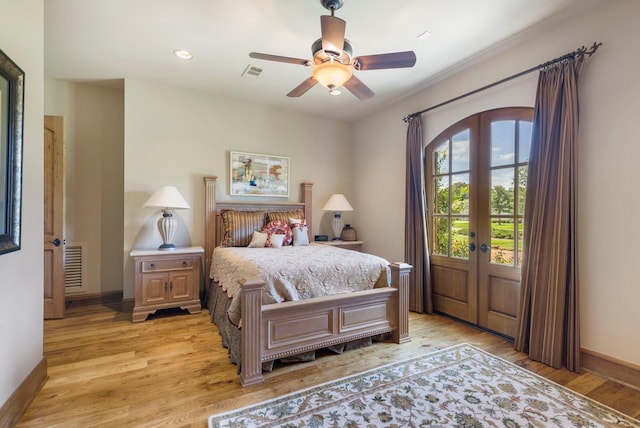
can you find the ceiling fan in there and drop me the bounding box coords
[249,0,417,100]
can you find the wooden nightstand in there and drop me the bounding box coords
[130,246,204,322]
[316,240,364,252]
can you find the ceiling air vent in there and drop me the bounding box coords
[241,65,263,78]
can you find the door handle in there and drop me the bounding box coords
[47,238,62,247]
[469,242,476,252]
[480,243,489,253]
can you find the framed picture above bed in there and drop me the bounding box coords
[230,151,289,197]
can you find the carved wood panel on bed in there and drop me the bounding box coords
[203,175,411,386]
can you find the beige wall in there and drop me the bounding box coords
[122,79,353,299]
[0,0,44,406]
[44,80,125,294]
[352,0,640,365]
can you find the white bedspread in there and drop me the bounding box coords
[211,244,390,326]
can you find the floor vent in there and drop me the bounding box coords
[64,243,86,293]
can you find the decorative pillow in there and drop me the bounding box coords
[247,231,268,248]
[267,233,285,248]
[261,220,292,246]
[221,210,265,247]
[247,231,285,248]
[267,210,304,225]
[289,217,307,229]
[292,226,310,246]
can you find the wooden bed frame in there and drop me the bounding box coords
[203,176,411,386]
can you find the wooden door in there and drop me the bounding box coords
[44,115,65,319]
[426,108,533,338]
[477,108,533,337]
[426,115,479,324]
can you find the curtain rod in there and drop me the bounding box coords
[402,41,602,123]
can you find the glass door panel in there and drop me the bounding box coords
[490,120,516,167]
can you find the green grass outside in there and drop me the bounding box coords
[451,220,522,252]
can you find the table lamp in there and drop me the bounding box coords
[143,186,191,250]
[322,194,353,240]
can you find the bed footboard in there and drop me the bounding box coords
[240,262,412,386]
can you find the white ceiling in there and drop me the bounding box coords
[44,0,601,122]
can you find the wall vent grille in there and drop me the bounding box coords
[241,65,263,78]
[64,243,86,292]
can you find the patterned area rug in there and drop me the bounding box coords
[208,343,640,427]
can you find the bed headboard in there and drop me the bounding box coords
[203,176,313,279]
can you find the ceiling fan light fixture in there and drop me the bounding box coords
[312,60,352,92]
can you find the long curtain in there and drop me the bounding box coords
[515,55,584,371]
[404,115,432,313]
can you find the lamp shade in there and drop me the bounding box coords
[312,61,353,90]
[322,194,353,212]
[143,186,190,210]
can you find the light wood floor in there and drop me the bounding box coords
[18,303,640,428]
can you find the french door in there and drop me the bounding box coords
[425,107,533,338]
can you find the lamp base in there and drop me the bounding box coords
[157,210,177,250]
[331,212,344,241]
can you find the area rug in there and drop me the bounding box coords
[208,343,640,427]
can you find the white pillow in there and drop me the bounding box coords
[247,231,268,248]
[289,217,307,228]
[268,233,286,248]
[292,226,310,246]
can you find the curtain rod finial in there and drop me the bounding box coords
[403,113,418,123]
[587,42,603,56]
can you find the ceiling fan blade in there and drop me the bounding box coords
[343,75,374,100]
[354,51,417,70]
[287,77,318,97]
[320,15,346,54]
[249,52,311,66]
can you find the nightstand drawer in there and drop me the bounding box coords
[142,258,194,272]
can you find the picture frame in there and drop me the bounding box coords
[0,49,25,255]
[230,151,289,197]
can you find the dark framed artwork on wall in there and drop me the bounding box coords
[0,48,25,255]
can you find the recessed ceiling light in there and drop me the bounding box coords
[173,49,193,60]
[417,30,432,41]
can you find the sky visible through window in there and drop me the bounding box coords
[451,130,470,172]
[441,121,532,189]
